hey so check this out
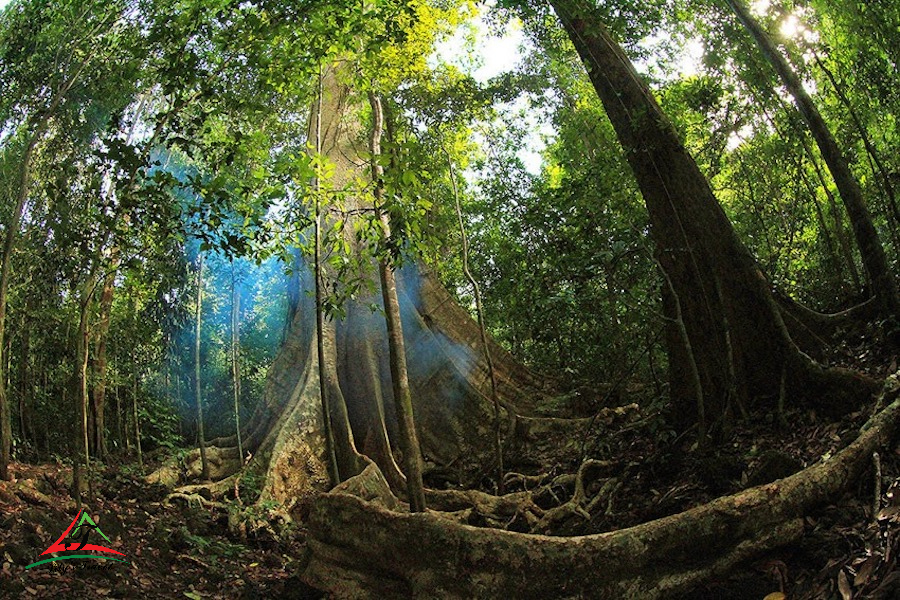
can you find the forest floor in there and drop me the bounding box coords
[519,319,900,599]
[1,330,899,598]
[3,407,898,599]
[0,461,323,599]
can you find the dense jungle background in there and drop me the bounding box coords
[2,0,900,597]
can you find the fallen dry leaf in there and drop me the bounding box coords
[854,555,879,587]
[838,569,853,600]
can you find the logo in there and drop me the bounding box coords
[25,509,128,569]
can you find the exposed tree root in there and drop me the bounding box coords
[532,459,617,533]
[147,446,243,490]
[303,375,900,599]
[164,492,226,510]
[0,478,69,509]
[776,288,878,333]
[426,487,544,530]
[173,475,239,500]
[502,471,550,490]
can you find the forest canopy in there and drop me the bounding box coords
[1,0,900,597]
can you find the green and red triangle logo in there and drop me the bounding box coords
[26,509,128,569]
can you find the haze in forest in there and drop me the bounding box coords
[1,0,900,597]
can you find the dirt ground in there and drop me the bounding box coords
[0,462,322,599]
[2,324,900,598]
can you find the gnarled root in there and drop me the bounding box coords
[426,487,544,530]
[163,492,226,510]
[303,376,900,599]
[531,459,617,534]
[173,474,239,500]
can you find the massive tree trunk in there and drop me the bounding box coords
[312,67,347,487]
[724,0,899,318]
[173,62,559,506]
[549,0,877,434]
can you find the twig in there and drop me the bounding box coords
[873,451,882,520]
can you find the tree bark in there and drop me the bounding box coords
[17,303,31,449]
[133,354,142,470]
[230,260,243,461]
[194,253,209,480]
[725,0,898,317]
[114,358,122,451]
[72,268,100,503]
[313,66,341,487]
[369,92,427,512]
[549,0,876,432]
[91,265,116,460]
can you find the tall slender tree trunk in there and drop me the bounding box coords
[17,305,31,449]
[123,355,131,453]
[194,253,209,480]
[725,0,898,317]
[174,364,182,440]
[441,139,504,493]
[549,0,876,433]
[73,269,99,503]
[91,266,116,460]
[756,92,862,290]
[799,165,846,295]
[40,368,48,458]
[113,357,122,451]
[230,260,243,461]
[814,53,900,251]
[808,145,862,290]
[368,92,426,512]
[132,354,142,470]
[0,134,38,481]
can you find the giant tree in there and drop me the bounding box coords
[545,0,876,435]
[299,3,900,595]
[157,0,560,505]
